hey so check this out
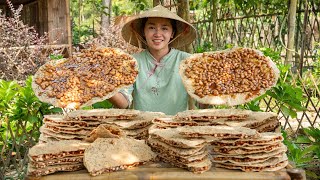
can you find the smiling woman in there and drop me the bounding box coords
[108,5,197,115]
[143,17,175,56]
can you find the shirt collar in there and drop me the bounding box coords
[145,48,176,64]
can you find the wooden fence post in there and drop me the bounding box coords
[285,0,297,65]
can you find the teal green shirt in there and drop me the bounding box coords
[120,48,190,115]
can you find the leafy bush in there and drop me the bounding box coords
[72,24,96,45]
[0,77,59,179]
[261,48,306,117]
[195,41,214,53]
[0,77,59,162]
[283,126,320,179]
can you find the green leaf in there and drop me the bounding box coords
[288,109,297,118]
[296,156,314,165]
[304,127,320,141]
[27,115,39,123]
[81,106,93,110]
[92,100,113,109]
[315,148,320,159]
[301,145,318,156]
[280,105,291,117]
[296,135,312,143]
[266,90,278,99]
[281,130,288,139]
[305,171,320,179]
[285,87,295,97]
[49,54,64,60]
[274,87,283,96]
[286,101,306,111]
[294,87,304,98]
[49,107,63,113]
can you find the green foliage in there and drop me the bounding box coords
[195,41,214,53]
[314,43,320,76]
[70,0,152,44]
[259,48,307,118]
[128,0,150,11]
[72,24,96,45]
[283,137,315,168]
[224,44,234,49]
[266,83,306,118]
[81,100,113,110]
[113,0,151,15]
[215,46,312,117]
[0,77,59,152]
[70,0,101,44]
[296,126,320,160]
[219,0,287,14]
[282,127,320,179]
[260,47,282,64]
[238,94,266,112]
[0,80,19,112]
[71,0,102,25]
[92,100,113,109]
[49,54,64,60]
[190,0,212,10]
[87,0,110,16]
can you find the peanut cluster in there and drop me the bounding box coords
[35,47,138,108]
[184,48,276,98]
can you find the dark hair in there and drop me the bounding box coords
[141,17,177,38]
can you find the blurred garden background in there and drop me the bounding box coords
[0,0,319,179]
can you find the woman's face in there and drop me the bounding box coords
[143,17,174,52]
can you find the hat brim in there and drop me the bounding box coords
[121,5,197,49]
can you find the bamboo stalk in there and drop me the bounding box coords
[285,0,297,65]
[211,0,217,50]
[299,0,309,76]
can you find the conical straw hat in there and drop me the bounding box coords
[121,5,197,49]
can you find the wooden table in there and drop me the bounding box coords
[26,163,300,180]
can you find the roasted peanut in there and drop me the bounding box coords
[34,47,138,108]
[183,48,276,98]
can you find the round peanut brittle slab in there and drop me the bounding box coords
[32,47,138,109]
[179,47,279,106]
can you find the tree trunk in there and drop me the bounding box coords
[299,0,308,76]
[177,0,196,110]
[101,0,112,33]
[285,0,297,65]
[212,0,217,50]
[78,0,82,43]
[177,0,191,53]
[153,0,160,6]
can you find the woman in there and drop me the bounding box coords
[109,5,197,115]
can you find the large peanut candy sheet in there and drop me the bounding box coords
[179,47,279,106]
[32,47,138,109]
